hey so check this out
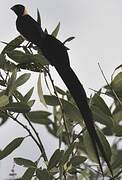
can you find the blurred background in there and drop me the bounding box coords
[0,0,122,179]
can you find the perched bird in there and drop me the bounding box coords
[11,4,112,176]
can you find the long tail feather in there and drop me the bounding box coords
[55,64,113,176]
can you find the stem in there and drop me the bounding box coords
[3,111,48,162]
[47,68,71,145]
[98,63,122,106]
[24,114,48,161]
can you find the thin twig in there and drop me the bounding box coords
[47,68,71,145]
[24,113,48,161]
[98,63,122,106]
[1,110,47,162]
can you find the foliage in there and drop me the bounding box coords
[0,11,122,180]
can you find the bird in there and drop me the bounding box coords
[11,4,112,176]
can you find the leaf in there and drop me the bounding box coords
[15,73,31,87]
[51,22,60,37]
[36,169,50,180]
[115,64,122,71]
[111,72,122,91]
[111,150,122,170]
[37,73,47,107]
[14,157,36,168]
[0,95,9,107]
[27,100,35,107]
[83,128,111,163]
[37,9,41,26]
[32,54,49,66]
[23,87,34,102]
[44,95,83,124]
[60,142,76,165]
[0,54,16,72]
[63,36,75,44]
[70,156,87,167]
[91,106,113,127]
[55,86,67,95]
[1,36,24,54]
[48,149,64,170]
[5,102,31,113]
[91,93,112,116]
[7,50,32,64]
[26,111,52,125]
[14,90,24,101]
[21,168,35,180]
[0,137,24,160]
[6,69,17,96]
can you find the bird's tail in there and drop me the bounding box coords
[55,64,113,176]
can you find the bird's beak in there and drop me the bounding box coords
[10,6,15,11]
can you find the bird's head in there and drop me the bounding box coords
[11,4,28,17]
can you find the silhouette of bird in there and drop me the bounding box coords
[11,4,113,176]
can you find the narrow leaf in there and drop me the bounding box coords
[14,157,36,168]
[70,156,87,167]
[37,73,47,107]
[37,9,41,26]
[36,169,50,180]
[51,22,60,37]
[6,69,17,96]
[1,36,24,54]
[63,36,75,44]
[5,102,31,113]
[83,128,111,162]
[48,149,64,170]
[0,95,9,107]
[0,137,24,160]
[26,111,51,125]
[15,73,31,87]
[60,143,76,165]
[23,87,34,102]
[21,168,35,180]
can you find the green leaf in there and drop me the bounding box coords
[70,156,87,167]
[7,50,32,64]
[36,169,50,180]
[83,128,111,163]
[44,95,83,124]
[5,102,31,113]
[37,9,41,26]
[23,87,34,102]
[55,86,67,95]
[0,95,9,107]
[26,111,51,125]
[0,137,24,160]
[15,73,31,87]
[32,54,49,66]
[60,142,76,165]
[21,168,35,180]
[14,157,36,168]
[91,106,113,127]
[0,54,16,72]
[27,100,35,107]
[63,37,75,44]
[111,72,122,91]
[1,36,24,54]
[6,69,17,96]
[37,73,47,107]
[111,150,122,170]
[14,90,24,101]
[48,149,64,170]
[91,93,112,116]
[51,22,60,37]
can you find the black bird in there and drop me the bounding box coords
[11,4,112,176]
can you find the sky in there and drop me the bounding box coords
[0,0,122,179]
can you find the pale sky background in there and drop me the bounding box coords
[0,0,122,179]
